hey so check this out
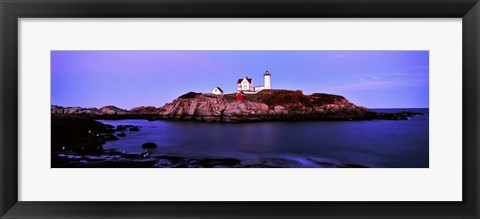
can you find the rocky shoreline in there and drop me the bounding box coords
[51,114,370,168]
[52,151,367,168]
[52,90,424,122]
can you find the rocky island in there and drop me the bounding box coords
[52,89,422,122]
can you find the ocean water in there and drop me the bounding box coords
[97,108,429,168]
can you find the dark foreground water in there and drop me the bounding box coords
[97,108,428,168]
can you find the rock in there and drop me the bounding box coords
[51,114,108,154]
[51,105,159,119]
[186,101,198,116]
[99,133,119,141]
[51,105,101,115]
[117,132,126,137]
[141,142,158,149]
[199,158,241,167]
[51,90,424,123]
[273,105,285,114]
[98,105,129,115]
[157,90,386,122]
[373,111,424,120]
[129,127,140,131]
[130,106,160,114]
[116,125,125,131]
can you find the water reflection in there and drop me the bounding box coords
[97,108,429,168]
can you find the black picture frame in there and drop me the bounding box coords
[1,0,479,218]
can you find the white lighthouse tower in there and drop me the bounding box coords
[264,70,271,89]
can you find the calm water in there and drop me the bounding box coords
[97,108,429,168]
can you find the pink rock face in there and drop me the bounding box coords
[51,106,102,115]
[99,106,129,115]
[130,106,160,114]
[156,92,369,122]
[51,90,380,122]
[273,105,285,114]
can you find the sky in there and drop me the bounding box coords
[51,50,429,109]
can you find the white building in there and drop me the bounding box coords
[263,70,271,89]
[237,77,254,92]
[237,71,272,93]
[211,86,224,95]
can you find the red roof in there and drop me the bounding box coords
[237,78,253,84]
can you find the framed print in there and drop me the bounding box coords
[1,0,479,218]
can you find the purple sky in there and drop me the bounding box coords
[51,51,428,109]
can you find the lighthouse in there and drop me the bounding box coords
[236,71,272,93]
[264,70,271,89]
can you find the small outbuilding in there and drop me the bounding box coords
[236,91,245,101]
[211,86,224,95]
